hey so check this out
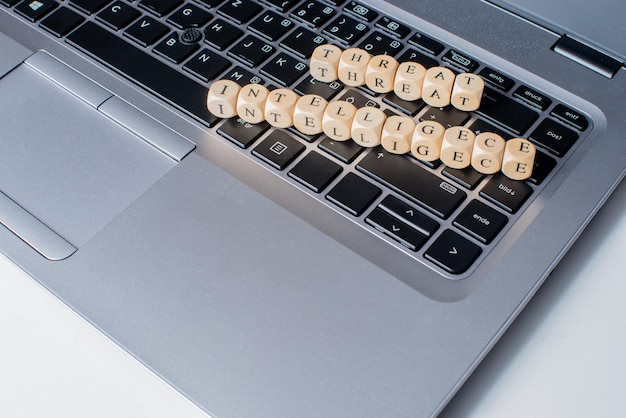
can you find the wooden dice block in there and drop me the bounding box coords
[381,115,415,154]
[351,107,386,147]
[207,79,241,118]
[365,55,398,93]
[322,100,357,141]
[338,48,370,87]
[411,120,445,161]
[236,83,269,124]
[422,67,455,107]
[393,61,426,102]
[293,94,328,135]
[451,73,485,111]
[310,44,342,83]
[471,132,505,174]
[265,88,299,128]
[440,126,476,169]
[502,138,536,180]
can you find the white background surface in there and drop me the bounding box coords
[1,178,625,418]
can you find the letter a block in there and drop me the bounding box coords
[422,67,455,107]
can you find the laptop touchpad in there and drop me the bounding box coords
[0,55,188,259]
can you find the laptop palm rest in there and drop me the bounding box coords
[0,57,184,259]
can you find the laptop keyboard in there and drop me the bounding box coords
[4,0,590,276]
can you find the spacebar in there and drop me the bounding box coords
[357,150,466,219]
[66,22,217,127]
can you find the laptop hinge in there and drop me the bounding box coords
[552,36,623,79]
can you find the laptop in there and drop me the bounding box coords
[0,0,624,416]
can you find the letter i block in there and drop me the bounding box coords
[237,83,269,124]
[351,107,387,147]
[393,61,426,101]
[502,138,535,180]
[381,115,415,154]
[411,120,445,161]
[322,100,357,141]
[451,73,485,111]
[338,48,370,87]
[310,44,342,83]
[265,88,300,128]
[422,67,455,107]
[440,126,476,169]
[365,55,399,93]
[207,79,241,118]
[471,132,505,174]
[293,94,328,135]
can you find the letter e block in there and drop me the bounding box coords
[293,94,328,135]
[393,61,426,102]
[440,126,476,169]
[502,138,535,180]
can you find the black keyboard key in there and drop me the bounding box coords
[280,26,327,59]
[378,195,439,237]
[375,15,410,39]
[265,0,297,12]
[442,167,484,190]
[291,1,336,28]
[323,13,368,45]
[344,1,377,22]
[551,104,589,131]
[529,118,578,157]
[153,33,198,63]
[337,89,379,109]
[249,10,294,41]
[357,150,466,219]
[67,22,218,127]
[425,229,481,274]
[217,0,261,24]
[218,117,270,148]
[183,48,230,82]
[398,48,438,69]
[469,119,513,140]
[224,66,265,86]
[288,151,342,192]
[366,208,426,251]
[514,85,551,110]
[253,130,305,170]
[138,0,181,17]
[318,136,363,163]
[69,0,109,15]
[442,49,479,73]
[420,106,470,128]
[96,1,140,30]
[357,31,403,56]
[294,76,343,100]
[124,16,169,46]
[196,0,221,8]
[453,200,507,244]
[480,174,532,213]
[476,88,538,135]
[383,93,424,116]
[1,0,21,6]
[261,52,309,86]
[204,18,242,50]
[479,67,515,91]
[228,34,275,67]
[528,150,556,185]
[40,6,84,37]
[167,3,212,28]
[326,173,381,216]
[15,0,58,22]
[408,31,444,56]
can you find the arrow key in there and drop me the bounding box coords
[425,229,481,274]
[366,208,427,251]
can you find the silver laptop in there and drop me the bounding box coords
[0,0,624,416]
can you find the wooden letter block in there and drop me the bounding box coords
[393,61,426,102]
[351,107,386,147]
[265,88,299,128]
[440,126,476,169]
[422,67,455,107]
[471,132,505,174]
[310,44,342,83]
[381,115,415,154]
[322,100,357,141]
[293,94,328,135]
[451,73,485,111]
[365,54,399,93]
[338,48,370,87]
[411,120,445,161]
[236,83,269,124]
[502,138,536,180]
[207,79,241,118]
